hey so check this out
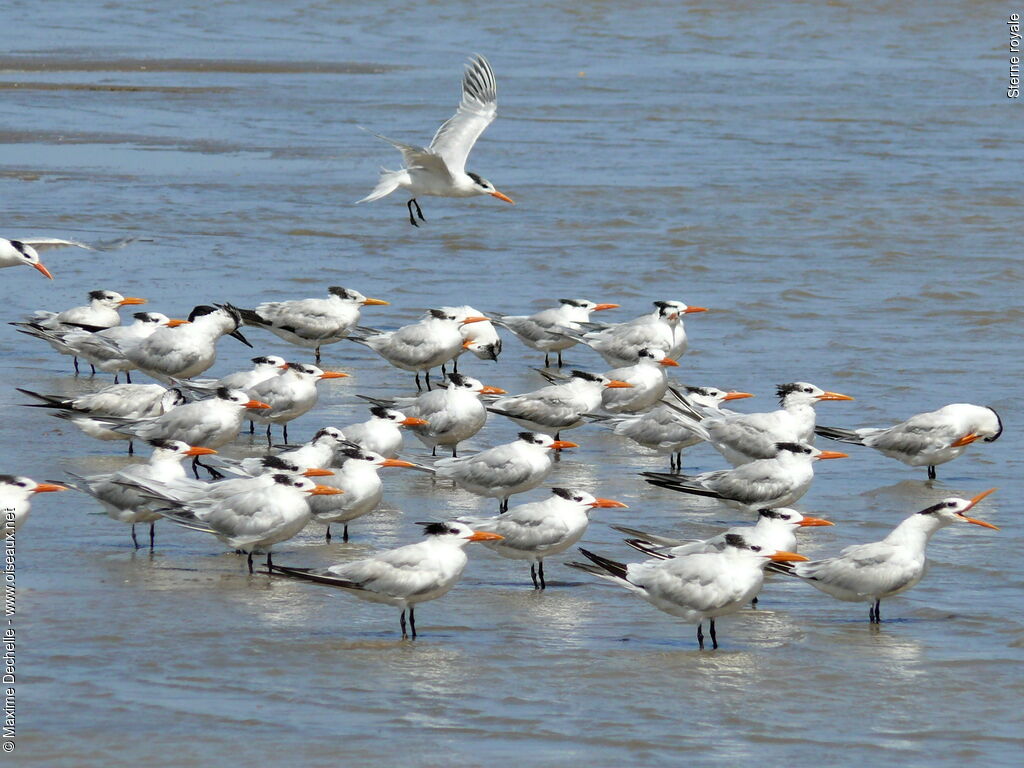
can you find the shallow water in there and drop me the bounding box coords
[3,1,1022,766]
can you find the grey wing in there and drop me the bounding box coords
[332,544,448,597]
[706,418,781,460]
[865,421,954,454]
[22,235,141,252]
[493,392,581,428]
[428,55,497,174]
[484,513,572,552]
[799,543,919,596]
[706,467,790,505]
[368,131,453,180]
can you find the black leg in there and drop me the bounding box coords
[441,363,447,377]
[74,357,80,375]
[114,372,119,384]
[266,424,273,447]
[192,456,201,479]
[431,445,437,457]
[412,199,425,222]
[451,446,458,458]
[149,523,155,550]
[928,465,936,480]
[247,552,254,574]
[751,596,758,608]
[530,563,539,589]
[249,420,255,435]
[544,353,550,368]
[499,498,508,513]
[452,358,459,374]
[407,199,419,227]
[415,372,422,391]
[709,618,718,650]
[409,606,417,639]
[131,524,139,549]
[696,623,705,650]
[343,524,349,543]
[538,560,546,590]
[315,346,321,364]
[425,369,431,391]
[90,364,96,376]
[128,439,134,456]
[283,423,289,443]
[325,524,332,542]
[557,351,563,367]
[400,610,408,638]
[266,552,273,570]
[126,370,132,384]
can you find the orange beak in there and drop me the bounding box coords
[468,531,504,541]
[550,440,579,451]
[950,432,981,448]
[33,262,54,280]
[309,485,343,496]
[279,363,290,369]
[768,550,810,563]
[604,379,633,389]
[118,297,147,306]
[723,391,754,401]
[33,483,68,493]
[184,446,218,456]
[798,515,834,527]
[460,316,490,325]
[658,358,680,367]
[590,498,629,509]
[683,306,708,314]
[401,417,429,427]
[816,450,849,460]
[381,458,417,468]
[319,371,349,379]
[302,468,334,477]
[461,339,475,349]
[167,319,191,328]
[817,391,855,402]
[490,191,514,205]
[245,399,272,410]
[593,303,620,312]
[479,385,506,395]
[362,297,389,306]
[958,487,999,529]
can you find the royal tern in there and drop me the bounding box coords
[236,286,389,363]
[570,300,707,367]
[269,521,502,639]
[433,431,578,512]
[458,488,628,589]
[0,475,67,533]
[154,474,342,572]
[643,442,848,511]
[171,355,287,434]
[341,406,427,459]
[568,534,808,649]
[307,446,417,542]
[350,309,488,390]
[439,305,502,370]
[246,362,348,444]
[600,348,679,414]
[592,387,753,471]
[123,304,251,380]
[770,489,998,622]
[18,383,186,453]
[362,373,504,456]
[489,299,619,367]
[488,370,632,437]
[357,55,513,226]
[65,439,217,548]
[0,235,139,280]
[815,403,1003,479]
[701,382,854,466]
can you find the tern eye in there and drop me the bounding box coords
[751,545,762,552]
[448,528,460,535]
[946,501,957,508]
[574,496,583,502]
[803,387,813,393]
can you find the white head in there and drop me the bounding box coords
[652,300,707,323]
[755,507,834,528]
[634,348,680,368]
[88,290,146,311]
[328,286,389,307]
[309,426,346,447]
[465,172,514,205]
[146,438,218,461]
[415,520,504,546]
[516,432,579,452]
[3,239,51,279]
[445,373,506,396]
[335,446,416,470]
[0,474,67,501]
[569,370,633,390]
[550,487,628,511]
[775,382,854,408]
[773,442,849,462]
[912,489,999,530]
[281,362,349,382]
[187,304,252,347]
[250,355,287,372]
[269,473,342,496]
[214,387,271,411]
[684,386,754,409]
[367,405,427,428]
[253,456,334,479]
[721,533,809,564]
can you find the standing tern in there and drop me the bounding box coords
[487,370,632,437]
[489,299,619,367]
[458,488,628,589]
[357,55,514,226]
[65,439,217,548]
[570,300,707,367]
[123,304,252,380]
[643,442,848,511]
[600,348,679,414]
[236,286,389,363]
[247,362,348,444]
[269,521,502,639]
[433,431,578,512]
[815,403,1003,480]
[172,355,287,435]
[307,446,418,542]
[349,309,488,390]
[362,373,505,456]
[770,489,998,622]
[0,476,68,533]
[567,534,808,650]
[153,474,342,572]
[0,235,139,280]
[341,406,427,458]
[701,382,854,466]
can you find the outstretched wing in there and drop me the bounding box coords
[428,55,498,174]
[21,235,143,252]
[365,130,453,181]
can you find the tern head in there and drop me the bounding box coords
[259,458,333,478]
[4,239,52,279]
[328,286,389,306]
[551,487,628,510]
[447,373,506,395]
[251,355,287,370]
[147,438,217,459]
[653,300,706,322]
[685,386,755,408]
[416,520,504,545]
[465,172,513,204]
[636,348,679,367]
[215,387,271,410]
[774,442,848,461]
[283,362,349,381]
[757,507,834,528]
[271,474,341,495]
[776,382,854,407]
[89,290,146,309]
[161,388,188,411]
[723,533,809,563]
[518,432,578,451]
[369,405,428,428]
[0,474,67,499]
[207,303,253,347]
[311,426,346,445]
[915,489,999,530]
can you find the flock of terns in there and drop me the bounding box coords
[1,55,1005,649]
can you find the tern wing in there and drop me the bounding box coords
[367,131,453,181]
[21,235,142,252]
[428,55,498,174]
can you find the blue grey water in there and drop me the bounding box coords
[2,1,1022,765]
